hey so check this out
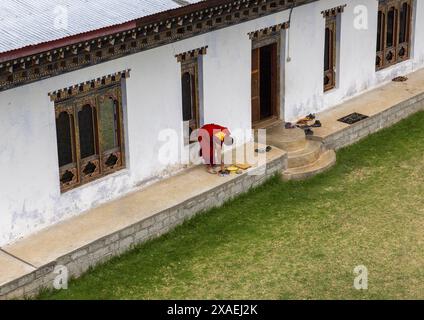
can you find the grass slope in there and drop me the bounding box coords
[41,111,424,300]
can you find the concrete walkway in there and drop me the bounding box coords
[310,68,424,149]
[0,143,286,299]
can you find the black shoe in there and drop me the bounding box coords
[285,122,296,129]
[255,146,273,153]
[311,120,322,128]
[304,128,314,136]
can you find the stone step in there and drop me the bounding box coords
[264,126,307,152]
[282,149,337,181]
[306,134,324,142]
[287,140,323,168]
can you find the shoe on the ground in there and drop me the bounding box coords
[306,113,316,121]
[304,128,314,136]
[207,167,217,174]
[311,120,322,128]
[285,122,296,129]
[255,146,272,153]
[218,170,230,177]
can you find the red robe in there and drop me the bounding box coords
[198,124,231,165]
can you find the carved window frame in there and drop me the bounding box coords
[376,0,413,70]
[181,57,200,145]
[176,47,207,145]
[321,5,345,92]
[324,15,337,92]
[54,82,126,193]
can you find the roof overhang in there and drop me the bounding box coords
[0,0,318,92]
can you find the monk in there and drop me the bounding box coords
[198,123,233,174]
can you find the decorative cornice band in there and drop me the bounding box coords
[248,22,289,40]
[0,0,318,93]
[321,4,347,17]
[175,46,208,62]
[48,69,131,102]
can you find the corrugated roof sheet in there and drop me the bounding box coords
[0,0,203,54]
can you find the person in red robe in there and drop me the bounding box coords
[198,123,233,174]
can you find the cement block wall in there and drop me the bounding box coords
[0,153,286,299]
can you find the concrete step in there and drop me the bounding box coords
[287,140,323,168]
[282,149,337,181]
[264,126,307,152]
[306,134,324,142]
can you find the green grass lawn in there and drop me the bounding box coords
[40,111,424,300]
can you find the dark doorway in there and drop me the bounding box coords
[251,42,278,125]
[260,45,274,119]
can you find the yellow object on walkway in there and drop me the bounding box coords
[236,163,252,170]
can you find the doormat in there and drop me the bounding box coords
[338,112,369,125]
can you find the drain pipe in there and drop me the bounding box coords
[286,1,296,62]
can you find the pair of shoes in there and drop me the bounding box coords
[218,170,230,177]
[304,128,314,136]
[311,120,322,128]
[306,113,316,121]
[255,146,272,153]
[392,76,408,82]
[296,118,309,125]
[285,122,296,129]
[297,114,316,125]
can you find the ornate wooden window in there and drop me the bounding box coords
[322,6,345,92]
[376,0,412,70]
[53,73,127,192]
[176,47,207,145]
[181,60,199,142]
[324,15,337,92]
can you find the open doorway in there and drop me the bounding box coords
[251,42,279,127]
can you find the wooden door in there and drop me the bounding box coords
[270,43,278,119]
[251,47,261,123]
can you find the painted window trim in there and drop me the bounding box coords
[52,73,128,193]
[376,0,413,71]
[176,47,207,145]
[322,5,345,92]
[323,15,338,92]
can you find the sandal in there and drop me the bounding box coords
[306,113,316,121]
[207,167,217,174]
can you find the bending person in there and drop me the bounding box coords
[198,123,233,174]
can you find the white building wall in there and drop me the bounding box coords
[284,0,424,121]
[1,0,424,245]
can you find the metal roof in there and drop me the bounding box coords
[0,0,203,54]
